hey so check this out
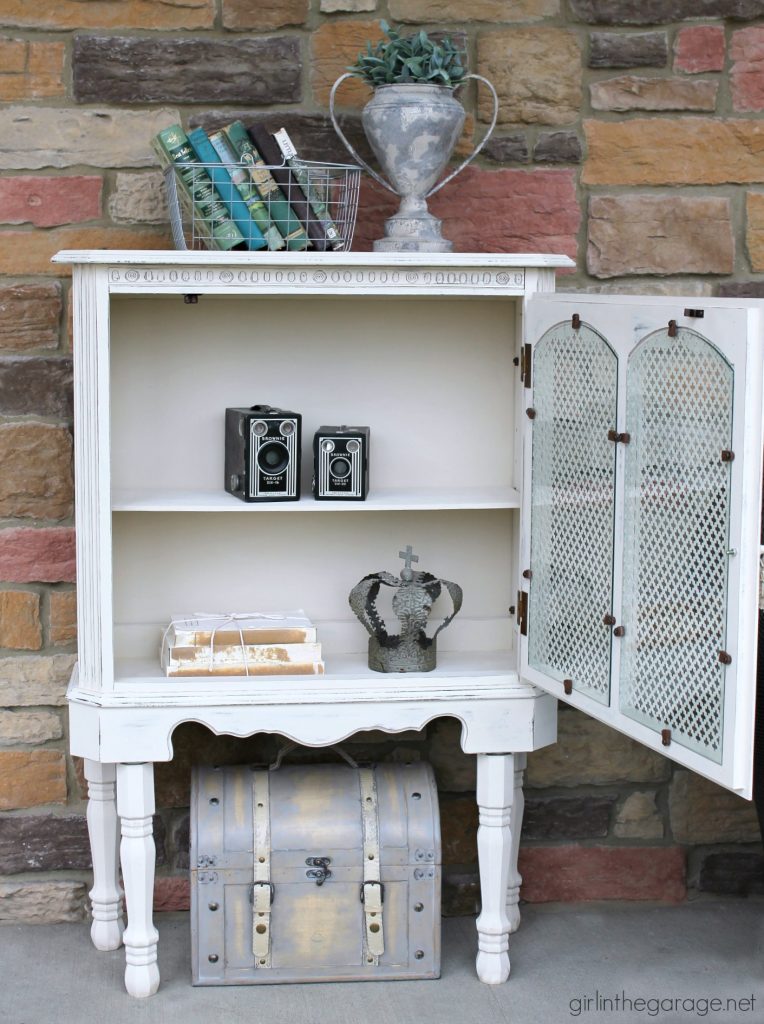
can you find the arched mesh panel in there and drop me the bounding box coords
[620,327,733,762]
[528,321,618,704]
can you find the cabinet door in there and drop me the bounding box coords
[520,296,764,797]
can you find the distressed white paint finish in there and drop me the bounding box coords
[475,754,515,984]
[117,763,160,999]
[61,250,570,997]
[84,759,124,951]
[506,753,526,933]
[72,264,113,694]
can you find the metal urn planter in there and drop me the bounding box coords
[330,75,498,252]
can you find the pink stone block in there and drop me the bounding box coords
[153,876,190,912]
[0,176,102,228]
[519,845,687,903]
[732,27,764,112]
[674,26,725,74]
[353,167,580,267]
[0,527,76,583]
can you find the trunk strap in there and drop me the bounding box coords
[252,771,272,966]
[359,767,384,962]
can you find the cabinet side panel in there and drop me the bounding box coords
[73,266,113,692]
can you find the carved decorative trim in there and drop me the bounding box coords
[108,266,525,292]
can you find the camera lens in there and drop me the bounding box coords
[257,440,290,476]
[330,457,352,479]
[346,439,360,454]
[279,420,295,437]
[321,439,335,453]
[252,420,268,437]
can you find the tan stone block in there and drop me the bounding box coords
[588,194,734,277]
[0,106,182,170]
[527,709,670,788]
[0,653,75,707]
[670,770,759,844]
[0,591,41,650]
[0,226,170,277]
[0,0,213,30]
[390,0,558,18]
[614,791,664,839]
[0,42,65,101]
[322,0,377,10]
[0,749,67,809]
[590,75,718,112]
[563,279,714,297]
[311,19,379,107]
[49,590,77,645]
[0,283,60,352]
[477,28,582,125]
[746,191,764,270]
[0,38,26,72]
[583,118,764,186]
[0,880,88,924]
[0,423,73,520]
[222,0,308,29]
[108,171,169,225]
[0,709,62,746]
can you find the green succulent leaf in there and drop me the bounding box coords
[345,20,467,88]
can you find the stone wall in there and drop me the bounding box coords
[1,0,763,924]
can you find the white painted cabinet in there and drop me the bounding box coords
[54,252,764,996]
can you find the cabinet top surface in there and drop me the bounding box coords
[52,249,575,268]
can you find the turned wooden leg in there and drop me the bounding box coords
[506,752,526,934]
[84,759,124,951]
[116,763,160,998]
[475,752,514,985]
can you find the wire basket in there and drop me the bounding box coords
[164,159,361,253]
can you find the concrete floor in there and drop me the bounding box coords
[1,901,763,1024]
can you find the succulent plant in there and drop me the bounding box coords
[347,20,466,88]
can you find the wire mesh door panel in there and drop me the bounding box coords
[619,327,734,763]
[526,321,618,704]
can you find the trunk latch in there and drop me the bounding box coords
[306,856,332,886]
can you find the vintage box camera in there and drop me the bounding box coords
[313,425,370,501]
[225,404,301,501]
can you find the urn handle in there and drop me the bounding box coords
[329,73,397,195]
[425,74,499,198]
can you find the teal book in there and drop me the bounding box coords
[187,126,267,252]
[225,120,309,252]
[152,124,244,251]
[208,129,285,251]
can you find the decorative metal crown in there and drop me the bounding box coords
[349,545,463,673]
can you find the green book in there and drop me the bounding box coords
[186,127,267,252]
[224,120,309,252]
[208,129,285,251]
[273,127,345,252]
[153,124,244,251]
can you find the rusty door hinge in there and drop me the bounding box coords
[572,313,581,330]
[718,650,732,665]
[517,591,528,637]
[721,449,735,463]
[520,343,532,388]
[661,729,671,747]
[607,429,631,445]
[563,679,573,695]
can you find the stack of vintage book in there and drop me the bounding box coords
[153,119,349,253]
[161,611,325,677]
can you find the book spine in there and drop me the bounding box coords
[168,642,323,667]
[225,120,309,252]
[171,627,318,646]
[273,128,345,251]
[187,127,267,252]
[247,123,331,252]
[153,124,245,251]
[166,662,325,677]
[208,129,285,251]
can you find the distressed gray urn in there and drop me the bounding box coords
[330,74,498,252]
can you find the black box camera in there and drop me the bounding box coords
[226,404,301,501]
[313,425,370,501]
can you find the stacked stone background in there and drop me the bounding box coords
[0,0,763,925]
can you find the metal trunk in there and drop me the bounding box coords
[190,761,441,984]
